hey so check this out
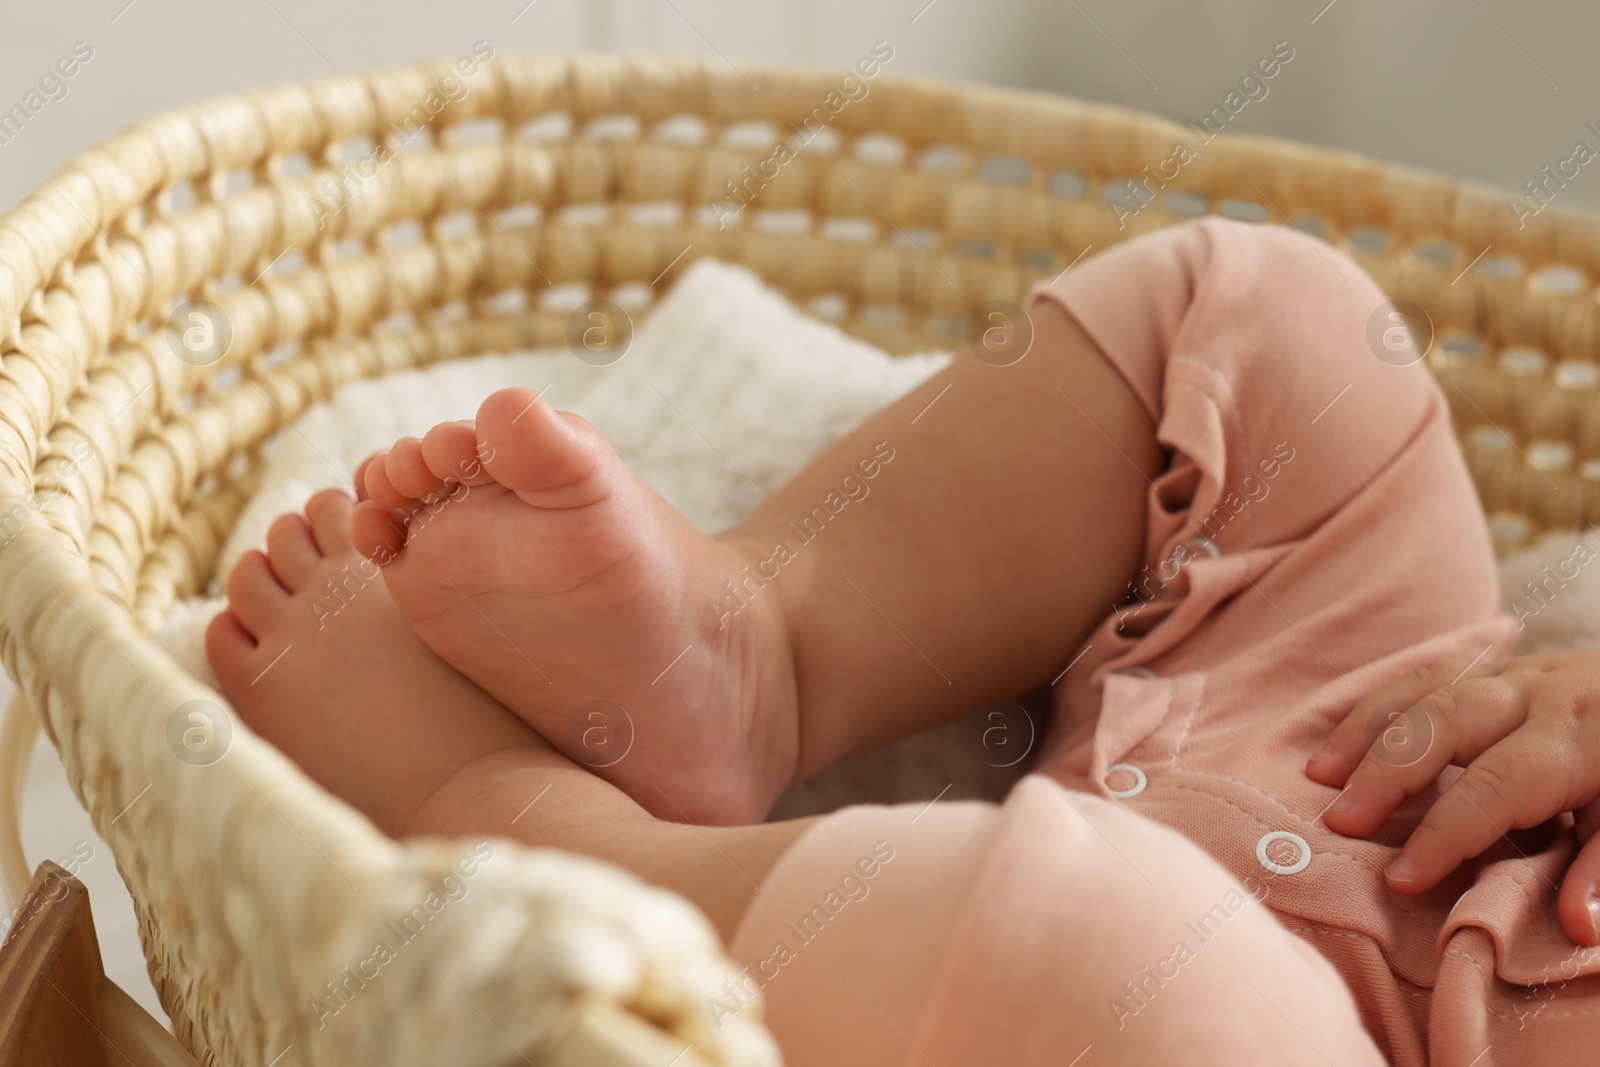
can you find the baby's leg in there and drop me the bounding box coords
[722,297,1164,771]
[731,780,1388,1067]
[206,490,1383,1065]
[354,270,1165,821]
[205,489,812,940]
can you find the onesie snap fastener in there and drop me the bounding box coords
[1256,830,1312,875]
[1105,763,1148,798]
[1174,535,1221,561]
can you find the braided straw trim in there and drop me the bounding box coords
[1,52,1596,1065]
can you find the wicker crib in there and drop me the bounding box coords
[0,52,1593,1067]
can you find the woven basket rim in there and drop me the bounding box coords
[4,51,1597,343]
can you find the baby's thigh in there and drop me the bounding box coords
[730,779,1386,1067]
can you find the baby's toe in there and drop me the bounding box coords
[265,513,320,591]
[385,436,445,499]
[363,450,414,510]
[350,501,408,563]
[353,454,377,502]
[205,610,258,688]
[421,420,495,486]
[476,388,611,502]
[305,489,356,554]
[224,550,291,634]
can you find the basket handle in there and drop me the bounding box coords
[0,691,39,913]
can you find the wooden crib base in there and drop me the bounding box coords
[0,861,196,1067]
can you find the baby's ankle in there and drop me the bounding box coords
[403,744,569,840]
[709,534,805,798]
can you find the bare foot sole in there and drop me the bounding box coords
[349,388,799,826]
[205,489,541,837]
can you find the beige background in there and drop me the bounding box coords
[3,0,1596,215]
[3,0,1592,1027]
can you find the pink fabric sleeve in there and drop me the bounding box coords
[725,800,996,1065]
[729,777,1386,1067]
[1028,218,1211,426]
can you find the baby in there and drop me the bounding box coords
[207,219,1600,1066]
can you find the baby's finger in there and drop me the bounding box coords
[1577,796,1600,844]
[1386,731,1573,894]
[1559,803,1600,946]
[1308,657,1483,786]
[1322,676,1528,838]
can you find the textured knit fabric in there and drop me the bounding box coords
[731,219,1598,1066]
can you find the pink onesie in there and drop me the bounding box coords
[727,220,1600,1066]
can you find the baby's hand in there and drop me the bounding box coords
[1306,652,1600,946]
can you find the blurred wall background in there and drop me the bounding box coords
[1,0,1594,216]
[3,0,1590,1026]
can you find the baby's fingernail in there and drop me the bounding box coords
[1386,856,1416,884]
[1325,791,1355,816]
[1587,898,1600,944]
[1308,743,1332,764]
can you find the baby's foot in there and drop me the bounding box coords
[206,489,543,837]
[349,388,799,826]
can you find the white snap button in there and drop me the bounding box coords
[1256,830,1312,876]
[1126,666,1157,679]
[1105,763,1148,798]
[1173,535,1221,562]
